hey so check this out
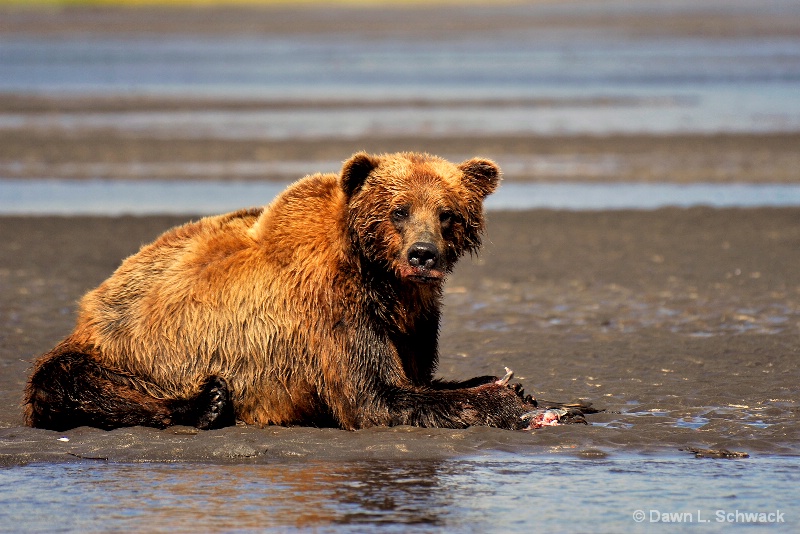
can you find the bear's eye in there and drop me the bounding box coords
[439,210,455,229]
[391,207,410,224]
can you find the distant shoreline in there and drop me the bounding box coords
[3,0,799,39]
[1,0,524,10]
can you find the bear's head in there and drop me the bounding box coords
[342,152,500,286]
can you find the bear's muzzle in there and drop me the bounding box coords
[405,241,443,283]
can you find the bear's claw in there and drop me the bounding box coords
[195,376,234,430]
[495,367,514,386]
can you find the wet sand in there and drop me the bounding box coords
[1,208,798,465]
[1,0,799,466]
[4,121,800,184]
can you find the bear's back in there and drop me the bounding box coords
[69,175,350,391]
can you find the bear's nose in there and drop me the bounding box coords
[407,242,439,270]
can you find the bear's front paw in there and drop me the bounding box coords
[470,381,537,429]
[493,367,536,406]
[195,376,235,430]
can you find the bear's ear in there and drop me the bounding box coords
[341,152,380,199]
[458,158,501,199]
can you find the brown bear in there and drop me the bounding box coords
[24,151,537,431]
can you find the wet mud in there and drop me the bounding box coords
[2,208,798,465]
[1,0,799,467]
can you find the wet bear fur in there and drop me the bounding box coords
[24,152,534,431]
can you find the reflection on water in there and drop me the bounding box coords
[2,455,798,532]
[2,180,800,215]
[2,90,798,137]
[1,3,800,138]
[3,30,798,100]
[2,30,800,137]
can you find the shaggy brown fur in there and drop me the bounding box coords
[24,152,535,431]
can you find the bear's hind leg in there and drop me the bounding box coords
[24,350,234,431]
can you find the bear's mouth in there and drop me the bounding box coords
[400,265,444,284]
[408,273,442,284]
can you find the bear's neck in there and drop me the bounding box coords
[359,258,443,334]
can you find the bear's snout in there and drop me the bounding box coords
[407,241,440,271]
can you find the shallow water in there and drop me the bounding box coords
[1,455,798,532]
[2,88,799,138]
[2,4,800,137]
[3,179,800,215]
